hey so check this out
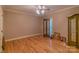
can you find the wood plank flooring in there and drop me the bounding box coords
[4,36,79,53]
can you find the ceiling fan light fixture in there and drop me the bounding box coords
[42,6,45,9]
[36,5,47,15]
[41,10,45,14]
[38,5,42,9]
[36,9,40,15]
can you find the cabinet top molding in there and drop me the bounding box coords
[68,14,79,19]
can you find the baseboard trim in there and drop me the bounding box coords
[5,33,42,42]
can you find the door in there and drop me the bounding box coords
[77,16,79,48]
[68,17,76,46]
[43,19,47,36]
[0,6,3,52]
[49,16,53,38]
[0,16,3,52]
[70,18,76,43]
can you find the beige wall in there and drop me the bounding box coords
[3,11,43,40]
[47,6,79,41]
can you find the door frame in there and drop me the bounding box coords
[0,6,3,52]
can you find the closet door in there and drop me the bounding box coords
[0,16,3,52]
[70,18,76,45]
[0,6,3,52]
[68,17,76,46]
[77,16,79,48]
[71,18,76,42]
[68,14,79,48]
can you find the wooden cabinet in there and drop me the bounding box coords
[68,14,79,48]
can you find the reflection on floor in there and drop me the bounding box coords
[4,36,79,53]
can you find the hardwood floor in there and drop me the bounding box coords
[4,36,79,53]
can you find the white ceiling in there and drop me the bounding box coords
[3,5,77,16]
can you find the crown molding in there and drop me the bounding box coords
[4,8,25,14]
[3,8,39,17]
[47,6,79,15]
[0,6,3,16]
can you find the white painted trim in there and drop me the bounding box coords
[5,33,43,42]
[0,47,2,52]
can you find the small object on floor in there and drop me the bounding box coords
[60,36,66,42]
